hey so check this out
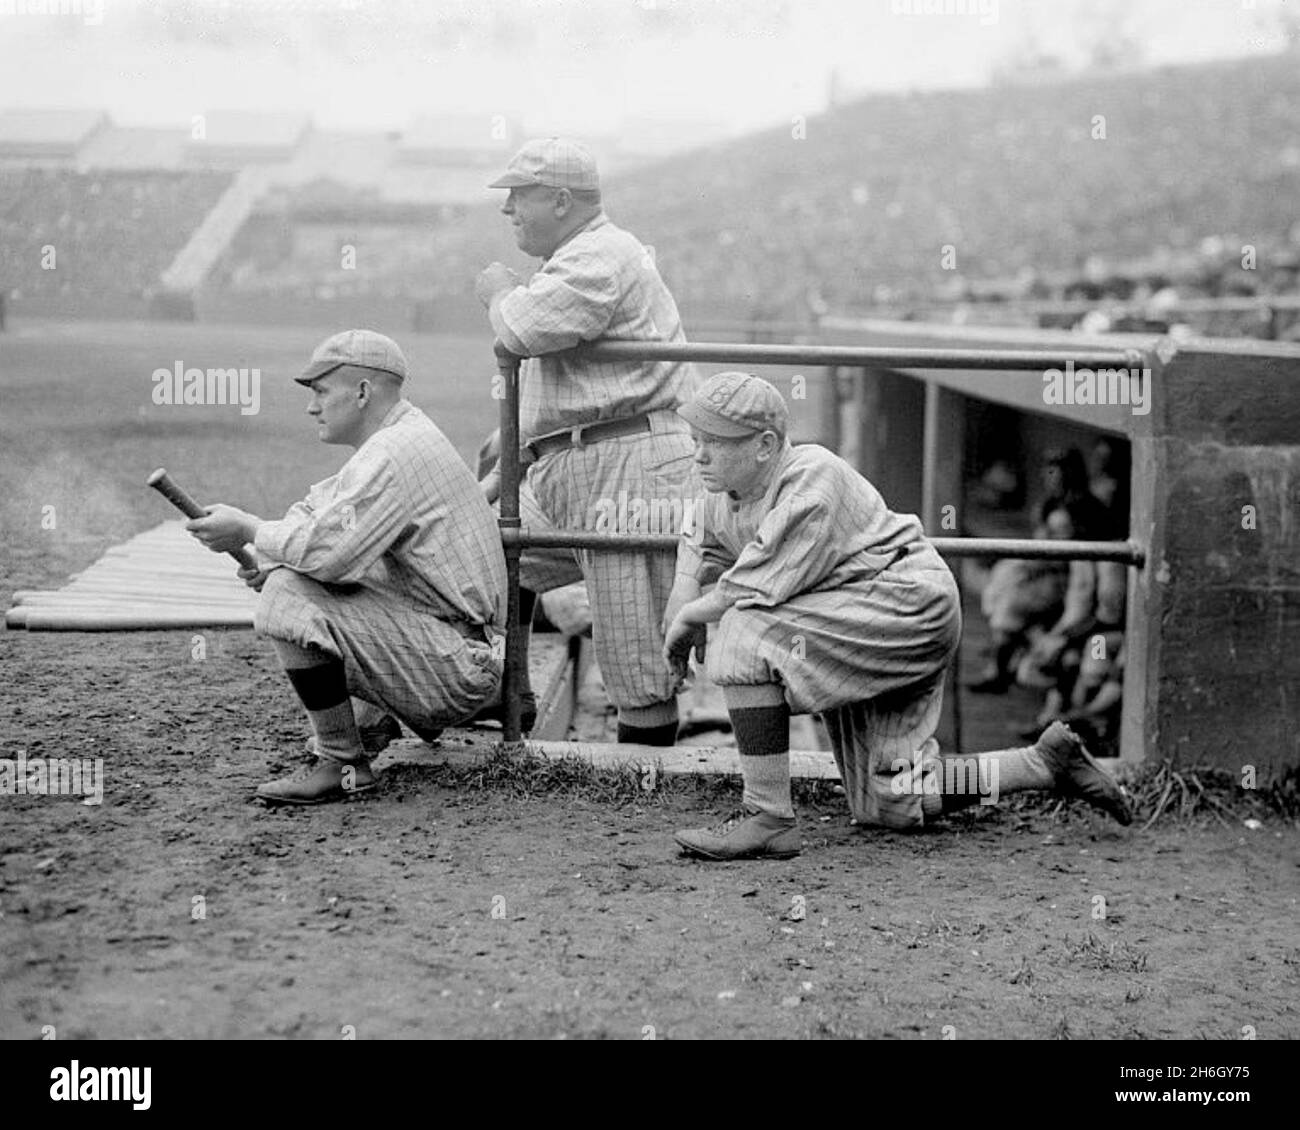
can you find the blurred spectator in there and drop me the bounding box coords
[1015,544,1127,743]
[1087,436,1130,536]
[965,503,1074,694]
[1042,446,1113,540]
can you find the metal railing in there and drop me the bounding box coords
[493,339,1149,743]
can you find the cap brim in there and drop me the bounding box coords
[295,359,345,386]
[676,402,757,438]
[487,171,539,189]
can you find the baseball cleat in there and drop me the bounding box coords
[256,758,377,806]
[303,713,403,757]
[675,807,801,860]
[1035,721,1132,825]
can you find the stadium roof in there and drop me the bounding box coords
[185,110,312,162]
[397,114,517,164]
[0,108,109,157]
[77,126,189,169]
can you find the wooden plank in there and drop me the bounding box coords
[11,609,255,630]
[376,734,842,780]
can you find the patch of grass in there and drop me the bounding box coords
[422,742,1300,830]
[1065,931,1149,974]
[994,760,1299,829]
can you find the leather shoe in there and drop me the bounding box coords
[675,806,801,860]
[1035,721,1131,824]
[256,759,377,806]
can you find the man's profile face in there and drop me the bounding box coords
[501,185,565,258]
[689,427,768,496]
[305,367,366,446]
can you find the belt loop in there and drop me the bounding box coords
[571,425,585,449]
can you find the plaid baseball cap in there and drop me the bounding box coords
[677,372,789,439]
[296,329,409,385]
[487,137,600,191]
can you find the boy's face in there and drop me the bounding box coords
[690,427,772,496]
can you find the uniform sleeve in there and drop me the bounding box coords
[714,492,843,608]
[675,509,734,587]
[494,243,622,355]
[254,452,412,584]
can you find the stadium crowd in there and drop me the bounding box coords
[0,168,231,312]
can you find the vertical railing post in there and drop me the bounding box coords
[821,365,841,451]
[853,367,873,479]
[495,341,524,745]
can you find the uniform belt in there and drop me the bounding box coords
[524,413,653,463]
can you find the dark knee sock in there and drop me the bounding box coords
[731,704,794,818]
[284,658,363,762]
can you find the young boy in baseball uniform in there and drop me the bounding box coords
[663,372,1132,860]
[186,330,506,805]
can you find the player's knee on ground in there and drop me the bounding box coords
[852,743,944,831]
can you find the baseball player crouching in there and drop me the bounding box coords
[185,330,506,805]
[663,372,1132,860]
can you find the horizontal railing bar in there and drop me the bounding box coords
[916,294,1300,316]
[504,528,1145,566]
[572,340,1145,371]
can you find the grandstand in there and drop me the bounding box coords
[0,166,233,319]
[196,52,1300,334]
[2,52,1298,331]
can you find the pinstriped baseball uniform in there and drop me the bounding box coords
[494,212,702,713]
[253,399,505,737]
[676,442,962,827]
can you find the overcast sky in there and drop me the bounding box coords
[0,0,1292,138]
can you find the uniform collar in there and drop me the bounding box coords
[548,210,608,258]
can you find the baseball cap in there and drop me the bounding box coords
[297,329,409,385]
[487,137,600,191]
[677,372,789,439]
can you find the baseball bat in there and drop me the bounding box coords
[146,468,260,572]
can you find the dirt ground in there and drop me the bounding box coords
[2,624,1298,1041]
[3,321,1298,1040]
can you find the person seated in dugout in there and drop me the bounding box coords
[661,372,1132,861]
[965,503,1075,694]
[967,445,1122,694]
[1015,542,1128,746]
[185,329,507,805]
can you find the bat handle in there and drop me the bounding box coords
[147,468,260,573]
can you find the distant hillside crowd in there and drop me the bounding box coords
[2,54,1298,336]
